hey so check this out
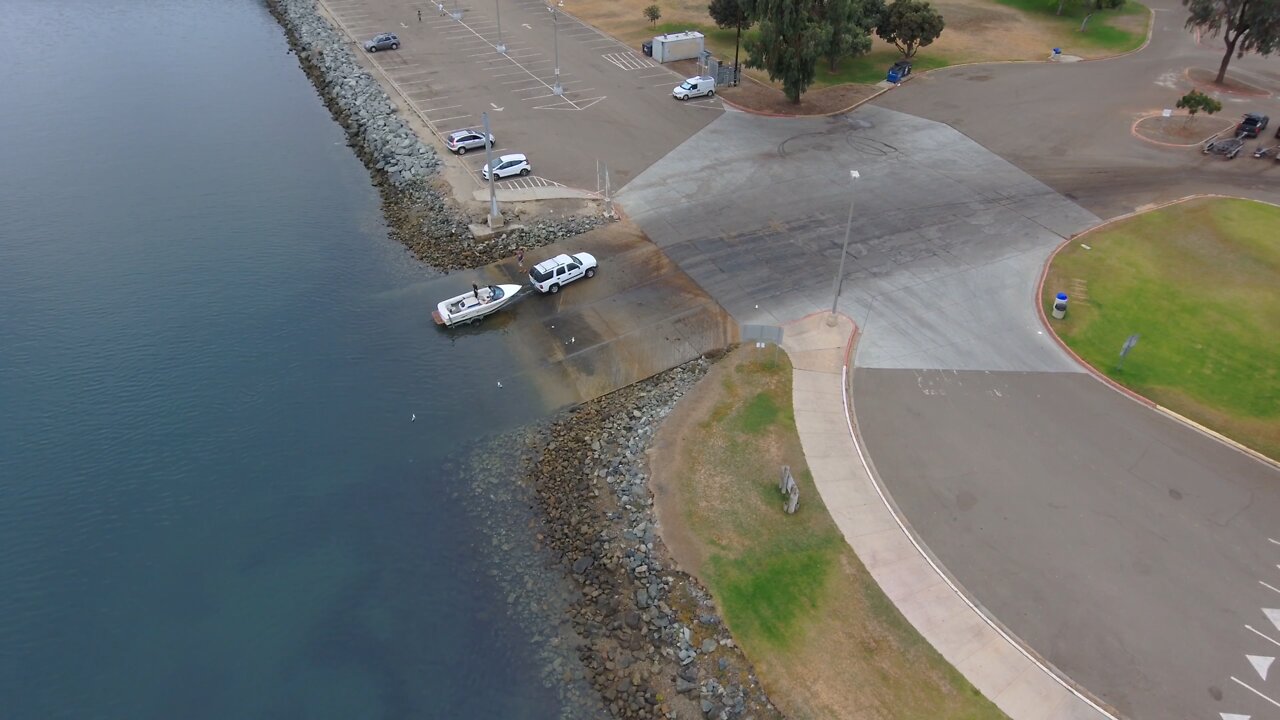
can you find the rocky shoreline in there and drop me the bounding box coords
[266,0,611,271]
[457,358,782,720]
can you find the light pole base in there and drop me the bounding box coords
[495,43,507,54]
[825,313,839,327]
[450,10,463,20]
[552,83,563,96]
[487,212,505,230]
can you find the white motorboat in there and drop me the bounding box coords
[432,283,522,327]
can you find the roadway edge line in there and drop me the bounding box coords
[807,310,1124,720]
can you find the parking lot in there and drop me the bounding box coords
[318,0,723,194]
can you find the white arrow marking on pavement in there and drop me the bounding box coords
[400,22,407,27]
[1269,537,1279,545]
[1220,713,1250,720]
[490,103,504,111]
[1263,580,1280,595]
[522,23,532,29]
[1266,608,1280,632]
[1247,654,1274,681]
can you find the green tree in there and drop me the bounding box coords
[1175,89,1224,126]
[744,0,825,103]
[1183,0,1280,84]
[817,0,884,71]
[708,0,754,79]
[644,3,662,26]
[876,0,945,58]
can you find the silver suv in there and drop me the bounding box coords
[446,129,495,155]
[363,33,399,52]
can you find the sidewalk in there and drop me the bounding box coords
[781,313,1113,720]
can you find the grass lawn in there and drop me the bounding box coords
[653,347,1006,719]
[991,0,1149,52]
[1043,198,1280,461]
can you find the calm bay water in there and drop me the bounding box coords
[0,1,559,717]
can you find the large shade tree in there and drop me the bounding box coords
[876,0,945,58]
[708,0,755,79]
[744,0,825,103]
[1184,0,1280,83]
[818,0,885,70]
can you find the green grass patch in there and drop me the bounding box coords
[815,49,951,85]
[732,392,783,433]
[992,0,1149,51]
[709,536,841,647]
[1044,198,1280,459]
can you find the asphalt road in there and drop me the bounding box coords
[872,0,1280,219]
[319,0,722,193]
[854,369,1280,720]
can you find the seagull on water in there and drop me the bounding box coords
[411,414,416,422]
[497,381,504,388]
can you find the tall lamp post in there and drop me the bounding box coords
[482,112,500,228]
[829,170,861,320]
[495,0,506,53]
[548,5,562,95]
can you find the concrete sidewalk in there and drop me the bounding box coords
[781,313,1113,720]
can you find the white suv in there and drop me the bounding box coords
[529,252,597,293]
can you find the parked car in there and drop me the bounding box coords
[1236,112,1269,138]
[482,153,531,180]
[672,76,715,100]
[446,129,495,155]
[528,252,597,294]
[887,60,912,83]
[364,33,399,52]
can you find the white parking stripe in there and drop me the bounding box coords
[430,114,472,123]
[421,104,462,112]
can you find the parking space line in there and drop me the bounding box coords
[1263,580,1280,595]
[421,104,463,112]
[430,114,472,124]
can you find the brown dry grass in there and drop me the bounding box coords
[565,0,1149,102]
[649,346,1006,720]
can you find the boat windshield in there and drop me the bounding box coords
[490,286,504,299]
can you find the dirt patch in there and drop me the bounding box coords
[1187,67,1272,97]
[721,76,882,115]
[1133,113,1236,146]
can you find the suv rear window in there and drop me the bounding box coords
[530,267,553,282]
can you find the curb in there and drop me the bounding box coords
[1036,194,1280,469]
[717,84,891,118]
[1130,112,1236,148]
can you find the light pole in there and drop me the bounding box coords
[482,112,500,228]
[495,0,506,53]
[451,0,462,21]
[829,170,861,319]
[548,6,562,95]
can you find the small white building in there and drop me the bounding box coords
[651,31,704,64]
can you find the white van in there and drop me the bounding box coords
[672,76,715,100]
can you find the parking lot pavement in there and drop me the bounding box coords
[618,104,1100,372]
[317,0,722,193]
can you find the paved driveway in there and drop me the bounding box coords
[318,0,721,192]
[619,105,1098,371]
[872,0,1280,218]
